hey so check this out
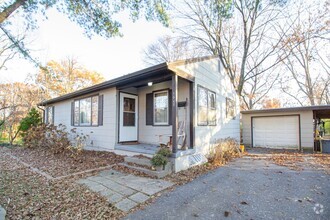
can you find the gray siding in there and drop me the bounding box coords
[176,58,240,155]
[52,87,117,150]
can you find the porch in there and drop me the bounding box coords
[114,66,195,157]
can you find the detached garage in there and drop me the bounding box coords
[242,105,330,151]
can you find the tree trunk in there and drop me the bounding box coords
[0,0,26,24]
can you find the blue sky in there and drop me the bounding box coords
[0,8,172,82]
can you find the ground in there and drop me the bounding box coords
[0,146,329,219]
[126,152,330,220]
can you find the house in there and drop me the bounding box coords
[241,105,330,151]
[39,56,240,172]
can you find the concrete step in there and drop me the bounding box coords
[124,156,153,167]
[119,162,172,179]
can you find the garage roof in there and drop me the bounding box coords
[242,105,330,118]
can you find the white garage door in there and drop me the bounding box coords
[253,116,299,149]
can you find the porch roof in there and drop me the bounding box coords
[39,55,217,106]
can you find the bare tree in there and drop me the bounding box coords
[280,1,330,106]
[143,35,203,65]
[174,0,291,103]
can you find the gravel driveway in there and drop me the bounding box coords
[126,156,330,220]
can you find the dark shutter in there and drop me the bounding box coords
[71,102,74,126]
[146,93,153,125]
[168,90,172,125]
[52,106,55,124]
[98,95,104,126]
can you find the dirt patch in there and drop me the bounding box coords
[5,146,124,177]
[0,151,124,219]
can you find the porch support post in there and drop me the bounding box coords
[172,74,178,153]
[189,81,194,149]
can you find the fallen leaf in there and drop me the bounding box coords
[224,211,230,217]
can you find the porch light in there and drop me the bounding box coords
[148,82,153,86]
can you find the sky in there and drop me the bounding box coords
[0,8,172,82]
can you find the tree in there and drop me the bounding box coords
[36,57,105,98]
[262,97,281,109]
[19,107,42,137]
[174,0,291,109]
[280,1,330,106]
[0,0,170,37]
[0,82,42,144]
[0,0,171,63]
[143,35,202,65]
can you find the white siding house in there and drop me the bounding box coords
[41,56,240,172]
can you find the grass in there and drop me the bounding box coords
[0,136,23,146]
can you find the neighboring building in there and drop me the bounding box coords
[39,56,240,172]
[241,105,330,151]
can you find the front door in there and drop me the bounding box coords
[119,93,138,142]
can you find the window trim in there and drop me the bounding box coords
[197,85,217,126]
[153,90,169,126]
[45,106,54,124]
[73,94,100,127]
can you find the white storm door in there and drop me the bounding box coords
[119,93,138,142]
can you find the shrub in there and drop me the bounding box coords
[23,124,90,158]
[23,124,70,154]
[66,128,90,158]
[208,138,241,166]
[19,108,42,137]
[151,154,168,168]
[157,147,172,157]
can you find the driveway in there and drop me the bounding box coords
[126,156,330,219]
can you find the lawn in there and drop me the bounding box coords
[7,146,124,178]
[0,147,125,219]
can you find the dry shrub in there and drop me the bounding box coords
[23,124,70,154]
[208,138,241,165]
[23,124,89,157]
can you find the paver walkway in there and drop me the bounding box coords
[77,169,173,212]
[0,206,5,220]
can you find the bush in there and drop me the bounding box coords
[208,138,241,166]
[157,147,172,157]
[23,124,90,157]
[19,108,42,137]
[66,128,90,158]
[151,154,168,168]
[23,124,70,154]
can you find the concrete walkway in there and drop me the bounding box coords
[77,169,173,212]
[126,157,330,220]
[0,206,5,220]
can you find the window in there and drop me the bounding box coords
[73,95,100,126]
[45,106,54,124]
[123,97,135,126]
[197,86,216,126]
[226,98,236,119]
[154,90,169,125]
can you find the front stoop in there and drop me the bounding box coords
[0,206,6,220]
[121,156,172,178]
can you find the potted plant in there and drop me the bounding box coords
[151,154,168,171]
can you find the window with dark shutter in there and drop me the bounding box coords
[146,93,153,125]
[71,94,103,126]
